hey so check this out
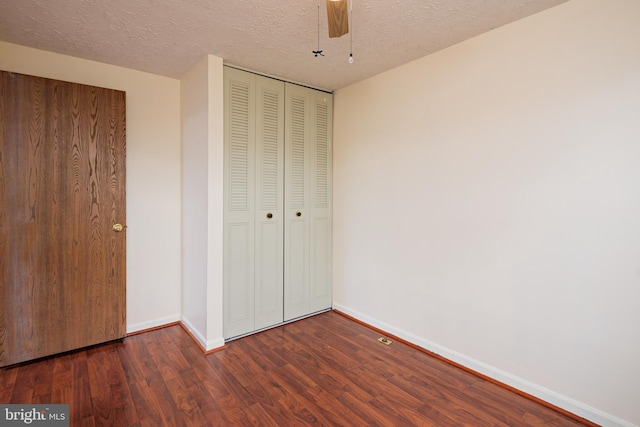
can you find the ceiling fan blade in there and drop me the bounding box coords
[326,0,349,38]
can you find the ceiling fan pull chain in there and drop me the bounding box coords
[349,0,354,63]
[312,2,324,57]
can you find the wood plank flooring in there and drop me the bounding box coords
[0,311,594,426]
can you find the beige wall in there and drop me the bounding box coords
[1,41,183,333]
[332,1,640,426]
[181,55,225,350]
[181,56,210,342]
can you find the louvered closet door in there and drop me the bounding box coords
[224,68,285,339]
[254,76,285,330]
[308,90,333,313]
[284,84,332,321]
[224,68,256,338]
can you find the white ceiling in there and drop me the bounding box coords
[0,0,567,92]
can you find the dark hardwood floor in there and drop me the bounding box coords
[1,311,594,426]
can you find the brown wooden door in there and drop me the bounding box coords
[0,71,126,367]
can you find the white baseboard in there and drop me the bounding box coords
[126,314,181,334]
[179,316,225,351]
[179,316,207,349]
[332,303,634,427]
[206,336,226,351]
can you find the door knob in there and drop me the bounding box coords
[112,223,125,232]
[296,211,302,217]
[266,213,273,219]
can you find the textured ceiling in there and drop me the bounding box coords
[0,0,567,91]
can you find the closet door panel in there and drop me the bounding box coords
[285,217,309,319]
[256,221,280,320]
[226,221,254,327]
[310,217,331,311]
[224,69,256,338]
[284,86,311,321]
[310,95,333,312]
[254,76,284,330]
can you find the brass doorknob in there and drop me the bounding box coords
[112,223,124,232]
[266,213,273,219]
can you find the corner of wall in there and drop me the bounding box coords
[332,304,635,427]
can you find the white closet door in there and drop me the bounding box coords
[284,84,310,321]
[254,76,285,330]
[284,84,332,321]
[224,68,331,334]
[309,92,332,313]
[223,68,256,338]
